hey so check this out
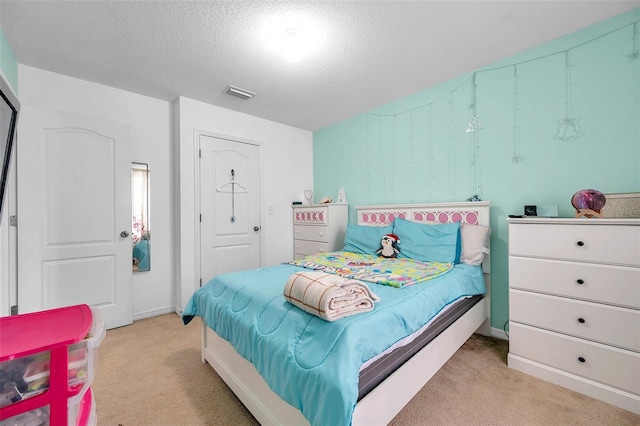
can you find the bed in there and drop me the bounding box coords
[183,201,491,425]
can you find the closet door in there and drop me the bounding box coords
[199,135,262,285]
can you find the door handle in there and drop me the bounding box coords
[253,226,261,232]
[120,231,130,238]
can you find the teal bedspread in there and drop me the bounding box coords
[182,261,485,426]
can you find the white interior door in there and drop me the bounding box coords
[17,106,132,329]
[199,135,261,285]
[0,142,18,317]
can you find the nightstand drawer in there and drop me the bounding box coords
[294,225,330,243]
[509,257,640,309]
[510,323,640,396]
[293,207,329,225]
[510,290,640,352]
[509,224,640,266]
[294,239,329,256]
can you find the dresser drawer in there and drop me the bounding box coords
[510,323,640,395]
[293,207,329,225]
[294,225,330,243]
[509,257,640,309]
[509,224,640,266]
[294,239,329,256]
[510,290,640,352]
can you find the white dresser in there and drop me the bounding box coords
[507,218,640,414]
[292,204,348,259]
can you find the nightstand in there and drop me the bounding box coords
[292,204,348,259]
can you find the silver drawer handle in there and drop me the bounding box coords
[318,232,324,236]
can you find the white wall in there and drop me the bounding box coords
[10,67,313,319]
[175,97,313,312]
[17,65,175,320]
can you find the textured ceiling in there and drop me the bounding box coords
[1,1,638,131]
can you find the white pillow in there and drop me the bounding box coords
[460,224,491,265]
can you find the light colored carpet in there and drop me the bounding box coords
[93,313,639,426]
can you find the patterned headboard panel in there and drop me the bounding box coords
[356,201,491,273]
[356,201,490,227]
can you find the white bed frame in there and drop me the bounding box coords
[200,201,491,425]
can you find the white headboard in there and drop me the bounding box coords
[355,201,491,273]
[356,201,490,227]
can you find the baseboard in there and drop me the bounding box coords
[491,326,508,340]
[133,306,175,321]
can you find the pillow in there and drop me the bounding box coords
[392,218,461,263]
[343,223,394,255]
[460,224,491,265]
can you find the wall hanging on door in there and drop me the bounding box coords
[216,169,248,223]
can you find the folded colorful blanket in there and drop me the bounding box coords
[288,251,453,288]
[283,271,380,321]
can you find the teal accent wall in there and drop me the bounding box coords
[313,9,640,331]
[0,26,18,92]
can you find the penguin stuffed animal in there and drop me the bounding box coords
[377,234,401,258]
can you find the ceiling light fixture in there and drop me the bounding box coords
[282,28,305,62]
[260,16,322,63]
[225,85,256,100]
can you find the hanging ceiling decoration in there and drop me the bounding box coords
[467,73,482,196]
[555,50,584,141]
[511,65,526,164]
[627,21,640,62]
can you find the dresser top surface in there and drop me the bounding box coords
[292,203,348,209]
[507,217,640,225]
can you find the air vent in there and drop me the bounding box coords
[225,85,256,100]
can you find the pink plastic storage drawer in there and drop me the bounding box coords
[0,305,105,425]
[0,387,95,426]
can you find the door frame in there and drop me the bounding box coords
[192,129,264,296]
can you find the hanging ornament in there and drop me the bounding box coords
[555,50,584,141]
[466,116,482,133]
[626,21,640,62]
[511,66,526,163]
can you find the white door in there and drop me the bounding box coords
[17,106,132,329]
[199,135,261,285]
[0,144,18,317]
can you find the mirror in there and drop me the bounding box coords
[132,162,150,272]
